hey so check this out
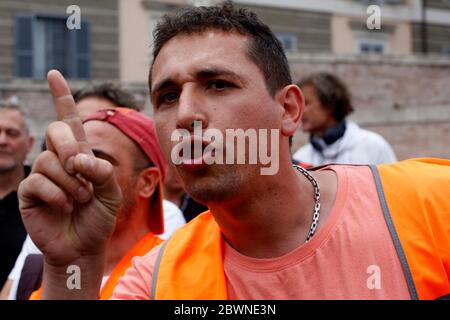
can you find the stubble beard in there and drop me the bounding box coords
[114,180,138,233]
[178,163,253,205]
[0,159,19,174]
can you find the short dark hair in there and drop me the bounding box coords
[150,1,292,97]
[73,83,142,111]
[298,73,354,122]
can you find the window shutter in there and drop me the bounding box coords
[71,20,91,79]
[15,15,34,77]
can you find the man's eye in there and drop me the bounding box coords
[6,129,20,137]
[207,80,233,91]
[159,92,179,105]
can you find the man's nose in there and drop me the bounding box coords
[0,131,8,145]
[176,87,208,132]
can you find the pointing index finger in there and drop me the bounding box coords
[47,69,92,155]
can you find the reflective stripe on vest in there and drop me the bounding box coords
[375,158,450,300]
[370,165,418,299]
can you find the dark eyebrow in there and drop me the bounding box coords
[151,67,243,102]
[92,149,120,166]
[196,67,241,80]
[151,79,176,102]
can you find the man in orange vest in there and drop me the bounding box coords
[20,106,168,300]
[18,3,449,300]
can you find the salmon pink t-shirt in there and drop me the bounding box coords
[112,165,411,299]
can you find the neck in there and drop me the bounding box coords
[207,157,335,259]
[313,119,339,138]
[0,165,24,199]
[164,188,184,208]
[104,202,152,274]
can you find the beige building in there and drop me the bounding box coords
[1,0,448,84]
[0,0,449,160]
[0,0,122,160]
[119,0,450,84]
[0,0,120,82]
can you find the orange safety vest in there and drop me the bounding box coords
[30,232,163,300]
[150,158,450,300]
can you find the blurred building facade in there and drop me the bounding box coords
[0,0,119,82]
[0,0,449,161]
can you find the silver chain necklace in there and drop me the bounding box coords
[293,165,321,242]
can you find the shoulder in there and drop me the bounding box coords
[378,158,450,184]
[345,122,397,163]
[349,123,390,148]
[377,158,450,219]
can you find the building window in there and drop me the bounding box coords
[15,15,91,79]
[275,33,298,53]
[354,31,389,54]
[358,41,386,54]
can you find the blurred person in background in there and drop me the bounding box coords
[72,82,143,119]
[292,72,397,166]
[0,98,34,292]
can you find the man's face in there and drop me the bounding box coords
[83,121,142,231]
[0,108,34,173]
[300,85,334,135]
[151,31,283,203]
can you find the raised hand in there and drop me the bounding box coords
[18,70,122,298]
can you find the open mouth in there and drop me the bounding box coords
[177,136,211,169]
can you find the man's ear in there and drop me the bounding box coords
[27,136,35,153]
[136,167,161,199]
[276,84,304,137]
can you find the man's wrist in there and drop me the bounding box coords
[41,254,105,300]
